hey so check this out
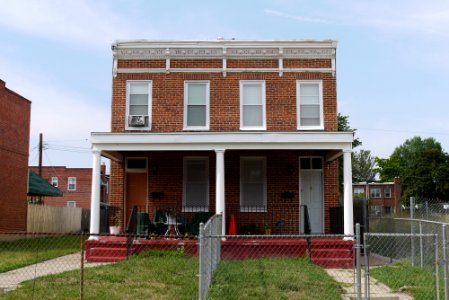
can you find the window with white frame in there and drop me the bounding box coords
[126,81,152,130]
[297,80,323,129]
[370,188,381,198]
[240,81,266,130]
[68,177,77,191]
[51,177,58,187]
[183,157,209,211]
[384,187,391,198]
[240,157,267,211]
[354,187,365,199]
[184,81,209,130]
[67,201,76,208]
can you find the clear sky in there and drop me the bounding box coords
[1,0,449,168]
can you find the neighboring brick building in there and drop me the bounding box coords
[89,40,354,235]
[353,177,401,215]
[0,79,31,232]
[30,165,109,209]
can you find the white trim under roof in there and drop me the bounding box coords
[91,131,353,161]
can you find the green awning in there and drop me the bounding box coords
[28,169,63,197]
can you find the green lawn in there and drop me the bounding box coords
[0,235,81,273]
[370,262,440,300]
[2,252,343,299]
[208,257,342,299]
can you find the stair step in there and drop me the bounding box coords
[312,257,354,268]
[88,247,128,257]
[310,248,353,259]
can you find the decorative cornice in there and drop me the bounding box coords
[111,40,337,78]
[115,47,335,60]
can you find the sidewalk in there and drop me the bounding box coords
[0,253,110,292]
[326,268,413,300]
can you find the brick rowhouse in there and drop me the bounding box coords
[90,40,354,235]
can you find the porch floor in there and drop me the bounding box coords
[85,236,354,268]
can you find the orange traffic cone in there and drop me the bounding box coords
[229,214,236,235]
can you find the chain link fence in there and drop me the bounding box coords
[3,223,449,299]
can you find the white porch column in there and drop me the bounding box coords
[343,149,354,236]
[215,149,226,235]
[89,150,102,239]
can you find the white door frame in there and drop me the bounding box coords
[299,156,324,234]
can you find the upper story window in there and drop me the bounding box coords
[68,177,77,191]
[51,177,58,187]
[353,187,365,199]
[370,188,381,198]
[297,80,324,130]
[240,81,266,130]
[240,157,267,212]
[384,187,391,198]
[126,81,152,130]
[183,157,209,211]
[184,81,210,130]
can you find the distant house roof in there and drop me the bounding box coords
[28,169,63,197]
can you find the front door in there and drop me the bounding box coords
[126,172,147,224]
[300,168,324,233]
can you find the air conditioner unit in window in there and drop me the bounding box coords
[128,115,149,127]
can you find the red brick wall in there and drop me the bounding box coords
[0,79,31,232]
[111,70,337,133]
[30,166,96,209]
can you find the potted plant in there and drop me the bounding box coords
[109,210,121,235]
[264,223,271,235]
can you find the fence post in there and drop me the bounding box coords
[436,234,441,300]
[363,232,370,300]
[355,223,362,300]
[198,222,205,300]
[410,197,415,266]
[80,234,85,300]
[443,224,448,300]
[419,221,423,268]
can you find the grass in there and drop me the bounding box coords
[207,257,342,300]
[2,250,198,300]
[370,262,440,300]
[0,235,81,273]
[2,252,343,299]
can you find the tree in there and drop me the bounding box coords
[352,149,376,182]
[337,113,362,191]
[338,113,362,148]
[376,136,449,202]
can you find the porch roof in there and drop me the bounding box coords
[91,131,353,162]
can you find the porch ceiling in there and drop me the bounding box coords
[91,132,353,162]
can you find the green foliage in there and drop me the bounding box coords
[337,113,361,148]
[352,149,377,182]
[376,136,449,202]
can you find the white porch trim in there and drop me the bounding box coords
[89,131,354,235]
[89,150,101,239]
[343,150,354,236]
[215,149,226,235]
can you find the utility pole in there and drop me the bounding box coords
[38,133,43,176]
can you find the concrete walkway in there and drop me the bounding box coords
[326,268,413,300]
[0,253,110,292]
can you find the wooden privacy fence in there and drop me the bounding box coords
[27,204,85,233]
